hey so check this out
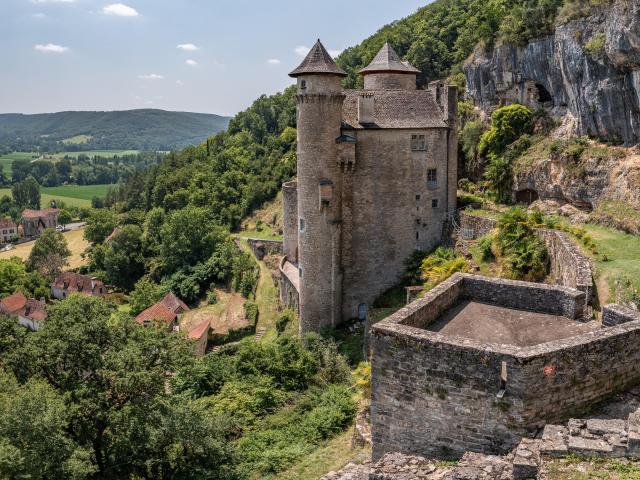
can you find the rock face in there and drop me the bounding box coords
[465,0,640,146]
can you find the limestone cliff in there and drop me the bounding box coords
[464,0,640,146]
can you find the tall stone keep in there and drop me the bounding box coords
[282,40,458,334]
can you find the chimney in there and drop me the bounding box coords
[358,93,375,125]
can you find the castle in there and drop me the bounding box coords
[280,40,458,333]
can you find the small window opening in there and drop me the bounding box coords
[300,80,307,90]
[299,218,305,233]
[497,361,507,398]
[432,199,439,209]
[411,134,427,151]
[299,267,303,278]
[415,194,420,201]
[416,231,419,240]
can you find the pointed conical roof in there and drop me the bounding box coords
[289,40,347,78]
[359,43,420,75]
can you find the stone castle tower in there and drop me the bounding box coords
[280,40,458,334]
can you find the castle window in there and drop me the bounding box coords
[427,168,438,189]
[432,199,439,209]
[416,231,419,240]
[415,194,420,201]
[300,80,307,90]
[411,134,426,151]
[299,218,306,233]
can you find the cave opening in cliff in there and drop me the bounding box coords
[535,83,553,104]
[515,188,539,205]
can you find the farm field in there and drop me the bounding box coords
[0,152,38,176]
[0,227,88,269]
[0,184,113,208]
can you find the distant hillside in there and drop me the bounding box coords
[0,109,231,152]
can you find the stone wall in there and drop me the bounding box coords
[371,273,640,460]
[282,180,298,262]
[278,257,300,314]
[458,212,594,304]
[246,238,283,261]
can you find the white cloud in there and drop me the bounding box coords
[32,13,47,19]
[34,43,69,53]
[267,58,281,65]
[138,74,164,80]
[294,46,310,57]
[185,59,198,66]
[176,80,184,86]
[328,49,342,58]
[102,3,139,17]
[177,43,199,51]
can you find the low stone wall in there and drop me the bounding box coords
[602,304,640,327]
[246,238,283,260]
[371,273,640,460]
[278,257,300,314]
[458,211,594,304]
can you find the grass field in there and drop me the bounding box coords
[0,227,88,269]
[0,184,113,208]
[0,152,38,176]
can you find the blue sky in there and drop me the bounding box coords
[0,0,427,116]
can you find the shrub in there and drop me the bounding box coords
[207,289,218,305]
[302,333,352,386]
[477,234,495,262]
[585,32,606,58]
[243,301,259,325]
[421,247,470,291]
[275,309,294,335]
[479,105,534,158]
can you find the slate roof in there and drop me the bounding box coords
[341,90,447,129]
[359,43,420,75]
[289,40,346,78]
[0,292,27,315]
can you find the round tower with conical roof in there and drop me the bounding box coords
[359,42,420,91]
[289,40,346,333]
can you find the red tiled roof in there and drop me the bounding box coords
[21,208,60,219]
[0,218,17,229]
[0,292,27,315]
[188,319,210,340]
[135,303,177,326]
[21,298,47,322]
[53,272,105,295]
[160,292,190,314]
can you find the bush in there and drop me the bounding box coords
[206,289,218,305]
[244,301,259,325]
[585,32,606,58]
[421,247,470,291]
[477,234,495,262]
[479,105,534,158]
[275,309,294,335]
[302,333,352,386]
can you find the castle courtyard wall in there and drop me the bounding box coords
[341,128,452,319]
[371,273,640,460]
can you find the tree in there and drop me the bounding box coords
[103,224,145,290]
[129,277,167,315]
[58,210,73,229]
[12,176,40,210]
[84,209,118,244]
[11,159,31,183]
[26,229,71,281]
[0,257,26,297]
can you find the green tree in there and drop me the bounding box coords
[18,271,50,300]
[84,209,118,244]
[26,229,71,281]
[128,277,168,315]
[12,176,41,210]
[103,224,145,290]
[58,210,73,229]
[0,257,26,297]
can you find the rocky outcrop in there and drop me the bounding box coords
[465,0,640,146]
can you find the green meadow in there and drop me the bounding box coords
[0,184,113,208]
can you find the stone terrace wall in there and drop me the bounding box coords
[278,257,300,314]
[458,212,594,304]
[371,273,640,461]
[246,238,283,261]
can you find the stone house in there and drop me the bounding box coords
[0,218,18,243]
[51,272,107,300]
[21,208,59,238]
[0,292,47,331]
[283,40,458,333]
[187,319,210,357]
[135,292,190,331]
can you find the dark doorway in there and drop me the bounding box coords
[535,83,553,104]
[515,189,539,205]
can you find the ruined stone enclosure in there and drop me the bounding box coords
[371,273,640,461]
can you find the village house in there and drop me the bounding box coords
[135,292,190,331]
[21,207,59,238]
[0,218,18,243]
[187,319,210,356]
[0,292,47,331]
[51,272,106,300]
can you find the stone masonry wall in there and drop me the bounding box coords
[246,238,283,261]
[458,212,593,304]
[371,273,640,461]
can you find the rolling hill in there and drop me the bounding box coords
[0,109,231,151]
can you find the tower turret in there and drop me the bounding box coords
[359,43,420,91]
[289,40,346,333]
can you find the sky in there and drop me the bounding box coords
[0,0,428,117]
